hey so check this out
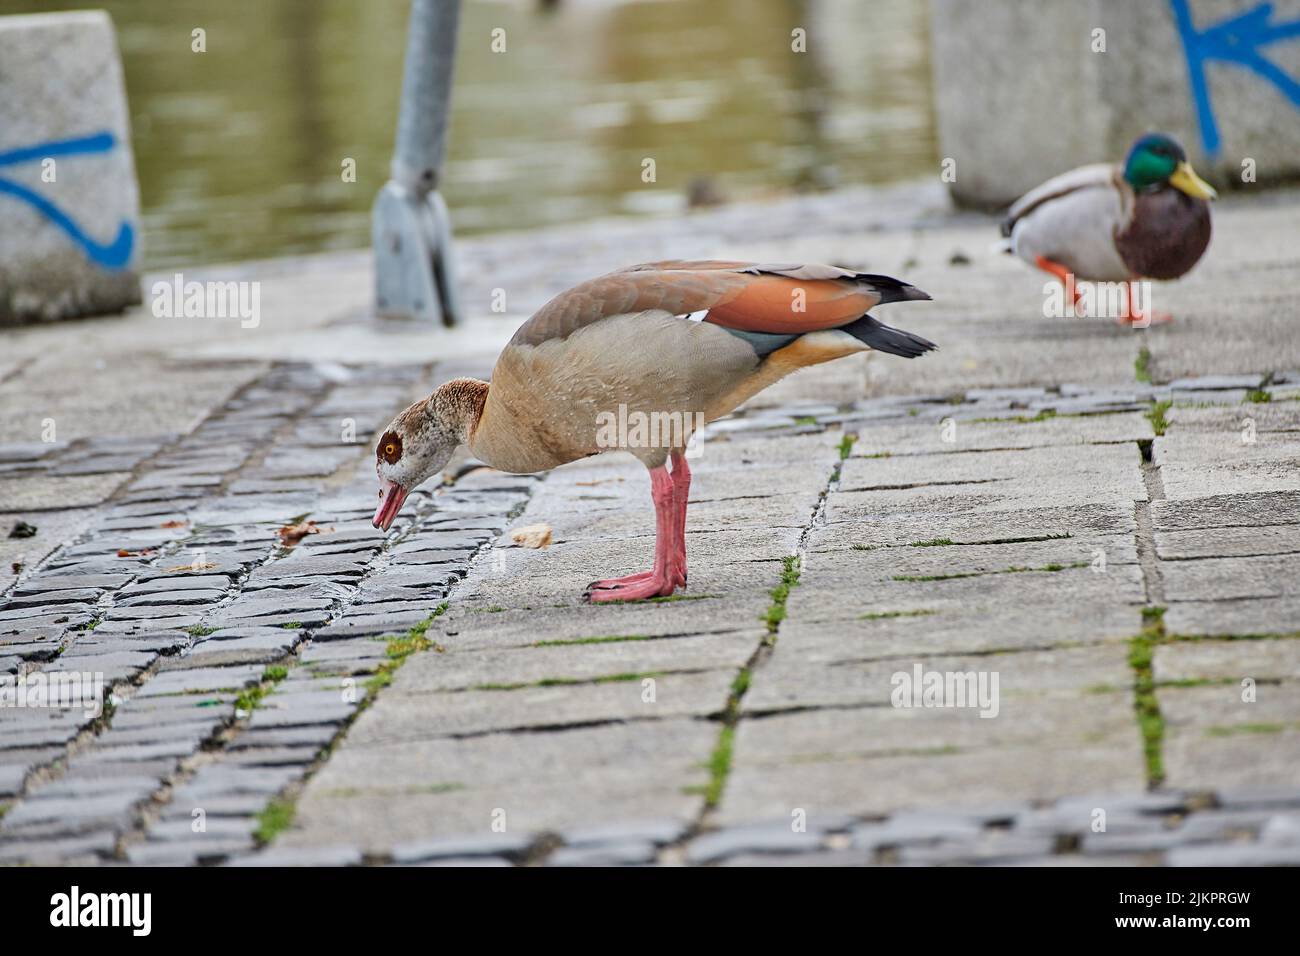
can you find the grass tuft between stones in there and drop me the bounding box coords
[233,665,289,713]
[1147,399,1172,437]
[1135,346,1153,384]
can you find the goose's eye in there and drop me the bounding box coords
[378,431,403,465]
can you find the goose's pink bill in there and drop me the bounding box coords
[372,479,408,531]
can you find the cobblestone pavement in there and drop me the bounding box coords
[2,183,1299,865]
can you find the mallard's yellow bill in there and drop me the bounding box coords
[1170,161,1218,200]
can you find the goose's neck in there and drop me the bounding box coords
[431,378,489,445]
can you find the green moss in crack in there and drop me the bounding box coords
[763,556,802,634]
[909,538,955,548]
[689,725,735,808]
[185,624,216,638]
[1129,607,1167,787]
[642,592,719,603]
[892,561,1087,582]
[1245,389,1271,404]
[533,634,655,648]
[838,434,856,460]
[967,409,1057,425]
[860,609,936,621]
[363,606,446,695]
[1206,722,1287,737]
[253,796,296,845]
[473,671,660,691]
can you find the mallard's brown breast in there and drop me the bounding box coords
[1114,188,1211,280]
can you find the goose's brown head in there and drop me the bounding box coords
[372,397,460,531]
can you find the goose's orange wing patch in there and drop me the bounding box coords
[704,276,877,334]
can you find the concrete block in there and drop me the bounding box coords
[931,0,1300,206]
[0,11,142,323]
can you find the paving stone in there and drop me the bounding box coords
[687,822,831,863]
[2,588,103,608]
[546,840,658,866]
[850,811,983,850]
[134,664,263,697]
[1214,787,1300,811]
[227,725,338,749]
[0,830,118,864]
[160,794,270,818]
[408,856,514,867]
[1167,844,1300,866]
[561,818,688,847]
[897,830,1057,864]
[171,765,303,800]
[1167,374,1265,391]
[221,744,321,767]
[719,849,878,866]
[1,789,143,827]
[180,632,299,666]
[115,589,228,608]
[0,764,27,796]
[125,837,253,865]
[147,816,258,841]
[311,612,440,641]
[224,845,363,866]
[244,694,359,729]
[390,831,534,864]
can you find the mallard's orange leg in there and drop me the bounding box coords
[1115,281,1173,326]
[1034,256,1082,315]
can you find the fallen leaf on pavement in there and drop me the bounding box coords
[278,520,331,546]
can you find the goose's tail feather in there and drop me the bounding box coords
[841,314,937,359]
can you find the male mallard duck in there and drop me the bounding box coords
[1000,132,1216,324]
[371,260,934,602]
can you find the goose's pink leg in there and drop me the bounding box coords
[669,450,690,586]
[587,465,680,602]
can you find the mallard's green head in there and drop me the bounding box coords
[1123,133,1217,200]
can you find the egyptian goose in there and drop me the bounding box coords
[1001,133,1215,324]
[372,260,934,602]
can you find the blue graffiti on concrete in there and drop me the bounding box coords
[0,131,135,270]
[1171,0,1300,156]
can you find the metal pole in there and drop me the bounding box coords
[372,0,463,326]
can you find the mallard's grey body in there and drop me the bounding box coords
[1001,162,1212,282]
